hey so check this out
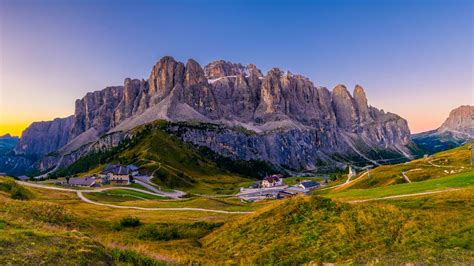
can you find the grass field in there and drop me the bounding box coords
[323,171,474,201]
[337,142,473,190]
[84,189,167,203]
[201,192,473,264]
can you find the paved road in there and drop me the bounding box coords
[236,186,288,198]
[319,171,369,191]
[18,181,165,195]
[348,188,461,203]
[133,175,186,198]
[76,191,252,214]
[17,181,251,214]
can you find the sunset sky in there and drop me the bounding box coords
[0,0,472,136]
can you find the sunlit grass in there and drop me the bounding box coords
[323,171,474,201]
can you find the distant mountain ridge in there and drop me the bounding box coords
[413,105,474,154]
[9,56,414,174]
[0,134,19,155]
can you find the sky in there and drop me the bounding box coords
[0,0,472,136]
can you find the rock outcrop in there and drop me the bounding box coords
[14,56,414,174]
[439,105,474,136]
[15,116,74,156]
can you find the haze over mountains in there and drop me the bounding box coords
[0,56,445,175]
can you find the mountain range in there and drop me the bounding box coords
[2,56,420,175]
[413,105,474,154]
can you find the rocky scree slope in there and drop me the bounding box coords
[14,57,413,173]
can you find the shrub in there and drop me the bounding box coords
[311,195,337,210]
[0,220,6,230]
[0,178,33,200]
[138,224,179,241]
[119,216,141,228]
[137,222,223,241]
[10,186,32,200]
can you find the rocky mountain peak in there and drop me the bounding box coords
[246,64,263,77]
[14,55,413,172]
[439,105,474,136]
[331,85,358,130]
[148,56,185,100]
[204,60,245,79]
[184,59,208,87]
[353,85,371,123]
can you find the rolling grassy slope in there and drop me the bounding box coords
[325,171,474,201]
[53,121,276,194]
[340,142,473,190]
[201,193,473,264]
[0,177,245,264]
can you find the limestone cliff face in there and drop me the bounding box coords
[71,86,124,138]
[16,56,414,172]
[16,116,74,156]
[439,105,474,136]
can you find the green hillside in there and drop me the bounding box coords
[338,142,473,190]
[326,171,474,201]
[0,177,162,265]
[201,193,473,264]
[52,121,276,194]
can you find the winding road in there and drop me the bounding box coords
[133,175,186,198]
[348,188,461,203]
[17,181,252,214]
[319,170,369,191]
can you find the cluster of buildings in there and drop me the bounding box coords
[237,174,322,202]
[58,164,140,187]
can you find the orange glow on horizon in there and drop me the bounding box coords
[0,123,29,137]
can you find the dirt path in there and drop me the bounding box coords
[319,171,369,191]
[17,181,252,214]
[76,191,252,214]
[348,188,461,203]
[401,172,412,183]
[133,177,186,198]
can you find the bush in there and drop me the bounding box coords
[0,178,33,200]
[10,186,32,200]
[138,224,179,241]
[119,216,141,228]
[137,221,223,241]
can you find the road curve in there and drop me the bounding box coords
[76,191,252,214]
[18,181,167,195]
[319,171,369,191]
[17,181,253,214]
[348,188,461,203]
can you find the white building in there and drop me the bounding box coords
[261,174,283,188]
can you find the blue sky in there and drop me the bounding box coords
[0,0,472,135]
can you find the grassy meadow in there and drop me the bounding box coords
[324,170,474,201]
[1,143,474,264]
